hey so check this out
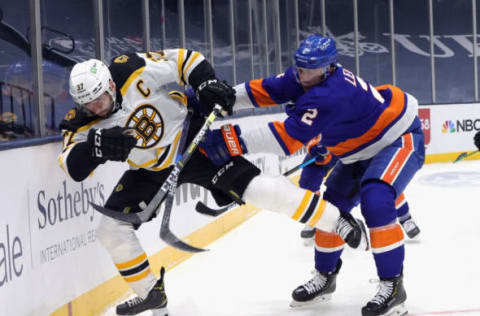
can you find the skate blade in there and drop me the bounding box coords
[383,303,407,316]
[150,306,169,316]
[289,294,332,308]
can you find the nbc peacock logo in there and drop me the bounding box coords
[441,120,455,133]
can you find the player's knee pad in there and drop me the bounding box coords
[360,180,397,228]
[323,188,358,213]
[211,155,261,202]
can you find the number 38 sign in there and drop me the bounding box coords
[418,108,431,147]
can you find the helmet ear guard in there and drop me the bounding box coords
[69,59,116,113]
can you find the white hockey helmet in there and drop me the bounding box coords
[69,59,116,107]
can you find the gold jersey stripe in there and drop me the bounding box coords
[168,91,188,106]
[176,49,186,85]
[123,268,152,283]
[127,155,160,169]
[70,118,103,144]
[183,52,201,80]
[291,191,312,221]
[152,130,182,171]
[115,253,147,270]
[120,66,146,96]
[307,199,327,227]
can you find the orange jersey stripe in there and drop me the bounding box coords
[315,230,345,248]
[370,224,404,249]
[328,85,406,156]
[395,193,405,207]
[271,121,304,155]
[248,79,276,106]
[382,134,414,184]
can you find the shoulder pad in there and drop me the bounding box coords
[59,108,99,132]
[109,53,146,91]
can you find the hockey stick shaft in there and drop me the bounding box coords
[195,156,318,216]
[282,156,317,176]
[90,104,224,225]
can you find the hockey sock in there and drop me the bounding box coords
[314,229,345,273]
[370,224,405,278]
[97,216,156,298]
[242,174,340,232]
[361,181,404,278]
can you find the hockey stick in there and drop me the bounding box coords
[453,150,480,163]
[91,105,224,252]
[195,156,317,217]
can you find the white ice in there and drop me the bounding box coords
[103,160,480,316]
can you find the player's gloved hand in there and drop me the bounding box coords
[201,124,247,166]
[299,155,328,192]
[474,131,480,150]
[299,138,338,192]
[87,126,137,163]
[306,137,332,165]
[196,79,236,116]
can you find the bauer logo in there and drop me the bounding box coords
[36,181,105,229]
[441,120,455,133]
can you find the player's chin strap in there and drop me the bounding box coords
[90,105,225,253]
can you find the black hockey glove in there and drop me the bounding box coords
[196,79,236,116]
[87,126,137,163]
[474,131,480,150]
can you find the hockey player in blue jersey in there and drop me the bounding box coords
[299,146,421,245]
[201,35,425,316]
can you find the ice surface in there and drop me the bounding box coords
[102,161,480,316]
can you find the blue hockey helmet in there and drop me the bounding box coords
[294,35,337,69]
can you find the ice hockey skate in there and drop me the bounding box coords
[300,224,315,246]
[290,260,342,308]
[400,217,421,239]
[361,275,407,316]
[335,212,369,250]
[116,267,168,316]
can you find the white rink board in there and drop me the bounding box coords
[419,103,480,154]
[0,114,283,316]
[0,103,479,316]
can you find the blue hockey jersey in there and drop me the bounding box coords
[234,65,419,164]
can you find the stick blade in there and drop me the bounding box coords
[159,228,207,253]
[195,202,233,217]
[453,152,468,163]
[90,202,147,225]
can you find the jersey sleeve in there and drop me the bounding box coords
[112,50,214,95]
[234,67,304,110]
[57,109,103,181]
[240,119,304,156]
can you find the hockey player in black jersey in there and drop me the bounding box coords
[58,50,238,316]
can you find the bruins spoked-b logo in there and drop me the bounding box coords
[126,104,164,148]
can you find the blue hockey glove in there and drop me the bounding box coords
[201,124,248,166]
[299,138,338,191]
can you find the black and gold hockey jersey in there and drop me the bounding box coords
[58,49,214,180]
